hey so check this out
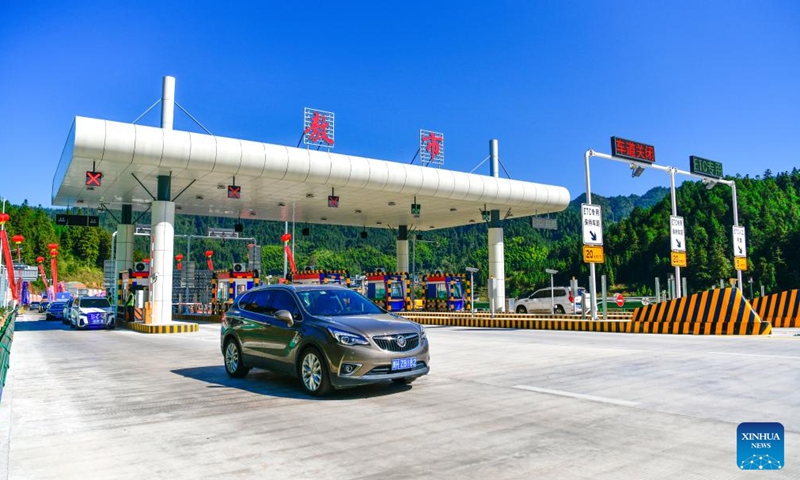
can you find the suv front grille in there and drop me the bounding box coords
[372,333,419,352]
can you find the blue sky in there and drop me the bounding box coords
[1,1,798,208]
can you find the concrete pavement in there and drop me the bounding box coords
[2,312,799,479]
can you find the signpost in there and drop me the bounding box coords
[580,204,603,246]
[56,214,99,227]
[690,156,723,179]
[732,225,747,272]
[303,108,335,149]
[734,257,748,271]
[610,137,656,164]
[670,216,686,252]
[582,245,604,263]
[530,217,558,230]
[419,129,445,167]
[732,226,747,258]
[615,293,624,308]
[671,251,687,267]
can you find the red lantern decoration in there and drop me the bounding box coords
[11,234,24,261]
[175,254,183,271]
[50,249,58,257]
[205,250,214,271]
[281,233,292,243]
[36,256,44,264]
[48,243,59,251]
[0,213,9,226]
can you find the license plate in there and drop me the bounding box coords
[391,357,417,371]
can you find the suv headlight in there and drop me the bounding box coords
[420,326,427,341]
[327,328,369,346]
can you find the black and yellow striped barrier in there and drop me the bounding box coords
[400,312,629,332]
[751,290,800,328]
[122,321,199,334]
[630,288,771,335]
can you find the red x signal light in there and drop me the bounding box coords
[85,171,103,187]
[228,185,241,199]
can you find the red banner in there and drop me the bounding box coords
[51,256,58,290]
[207,258,213,271]
[283,245,297,273]
[0,230,18,301]
[38,264,49,290]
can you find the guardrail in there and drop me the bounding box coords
[0,308,18,402]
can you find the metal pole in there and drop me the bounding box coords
[470,271,475,316]
[161,76,175,130]
[670,169,682,298]
[655,277,660,303]
[112,231,118,321]
[411,237,416,309]
[550,273,555,314]
[584,150,598,320]
[185,235,191,302]
[601,274,607,320]
[292,203,296,265]
[730,181,743,292]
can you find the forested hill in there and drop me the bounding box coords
[4,171,799,297]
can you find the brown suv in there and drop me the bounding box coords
[220,284,430,396]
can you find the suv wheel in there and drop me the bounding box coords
[554,305,565,314]
[224,339,250,378]
[516,305,528,314]
[300,348,332,396]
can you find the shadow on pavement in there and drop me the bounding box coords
[172,365,412,400]
[13,319,69,332]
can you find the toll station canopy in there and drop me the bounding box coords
[52,116,570,228]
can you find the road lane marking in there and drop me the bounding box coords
[706,351,800,360]
[512,385,638,407]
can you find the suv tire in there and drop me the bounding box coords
[516,305,528,314]
[224,338,250,378]
[299,347,333,397]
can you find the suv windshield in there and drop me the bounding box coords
[79,298,111,309]
[297,289,384,316]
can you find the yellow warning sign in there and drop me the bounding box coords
[583,245,604,264]
[734,257,747,271]
[671,251,687,267]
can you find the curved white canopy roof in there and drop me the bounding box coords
[53,116,570,230]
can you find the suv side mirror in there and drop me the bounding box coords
[274,310,294,327]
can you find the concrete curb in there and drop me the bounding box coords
[121,321,198,334]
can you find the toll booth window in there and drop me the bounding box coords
[451,282,463,298]
[269,290,301,319]
[390,282,404,299]
[375,284,386,300]
[437,284,447,299]
[217,283,230,302]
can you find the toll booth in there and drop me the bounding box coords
[117,262,151,321]
[365,271,411,312]
[422,272,469,312]
[211,266,260,314]
[288,269,350,287]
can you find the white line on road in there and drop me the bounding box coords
[512,385,638,407]
[706,351,800,360]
